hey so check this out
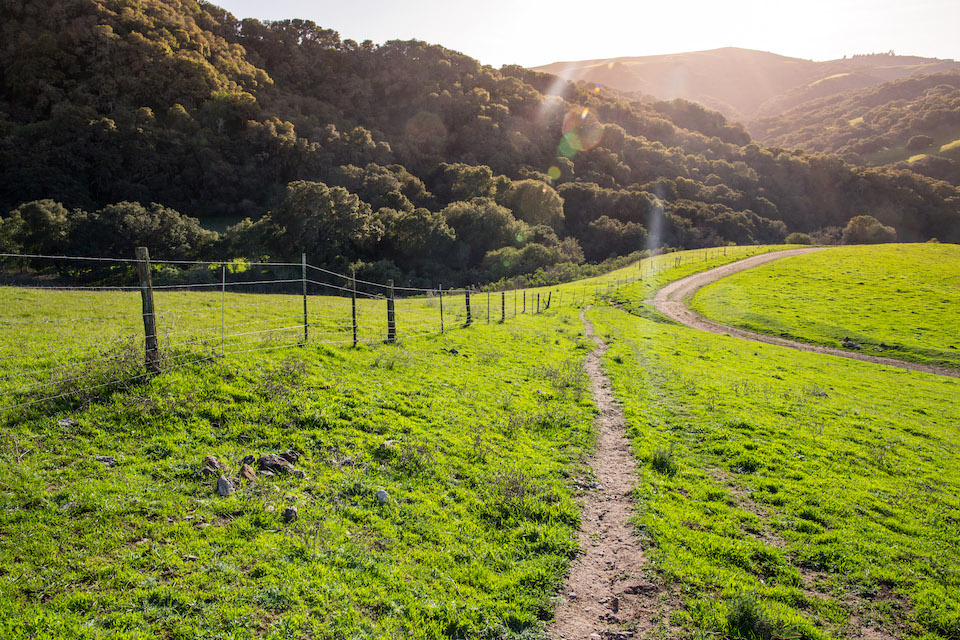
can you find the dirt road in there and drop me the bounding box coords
[652,248,960,379]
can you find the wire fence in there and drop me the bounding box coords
[0,246,740,416]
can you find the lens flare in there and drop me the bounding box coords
[558,106,602,158]
[547,165,561,180]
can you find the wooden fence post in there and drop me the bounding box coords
[465,289,472,327]
[387,279,396,343]
[546,292,552,309]
[523,291,527,314]
[500,291,505,323]
[351,269,358,347]
[439,284,444,334]
[301,253,308,345]
[135,247,160,374]
[536,293,540,314]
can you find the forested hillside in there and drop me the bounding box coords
[2,0,959,287]
[751,72,960,186]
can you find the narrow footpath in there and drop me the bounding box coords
[550,307,660,640]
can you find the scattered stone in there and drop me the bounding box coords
[60,501,77,512]
[340,456,355,467]
[57,418,78,428]
[260,470,275,478]
[239,464,257,482]
[567,592,578,600]
[841,337,862,350]
[181,554,198,561]
[258,454,295,475]
[266,505,276,513]
[216,476,234,497]
[240,454,256,466]
[292,469,306,479]
[447,348,460,355]
[199,466,217,478]
[375,489,389,505]
[623,583,656,595]
[94,456,117,468]
[279,450,300,464]
[609,596,619,613]
[204,455,227,472]
[282,506,299,523]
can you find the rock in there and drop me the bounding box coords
[375,489,389,505]
[57,418,78,428]
[278,450,300,464]
[181,554,198,561]
[266,505,276,513]
[216,476,234,497]
[258,454,295,475]
[94,456,117,468]
[240,454,256,466]
[609,596,619,613]
[60,501,77,512]
[204,455,227,472]
[260,470,275,478]
[282,506,298,523]
[448,348,460,355]
[199,466,217,478]
[239,464,257,482]
[340,456,355,467]
[292,469,305,479]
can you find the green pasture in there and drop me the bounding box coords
[589,302,960,639]
[691,244,960,369]
[0,312,596,639]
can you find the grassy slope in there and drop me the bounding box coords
[589,300,960,638]
[691,244,960,369]
[0,316,596,639]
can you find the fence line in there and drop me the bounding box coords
[0,245,744,414]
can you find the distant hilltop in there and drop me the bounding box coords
[532,47,960,122]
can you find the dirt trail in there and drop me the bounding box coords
[550,307,662,640]
[653,248,960,379]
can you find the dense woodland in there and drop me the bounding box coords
[752,72,960,186]
[2,0,959,286]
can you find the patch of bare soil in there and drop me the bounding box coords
[550,308,671,640]
[651,248,960,379]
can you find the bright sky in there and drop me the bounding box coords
[212,0,960,68]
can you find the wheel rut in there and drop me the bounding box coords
[550,307,661,640]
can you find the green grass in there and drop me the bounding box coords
[588,302,960,639]
[690,244,960,369]
[0,314,597,638]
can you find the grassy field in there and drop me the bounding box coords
[6,242,955,639]
[589,303,960,639]
[691,244,960,369]
[0,314,597,638]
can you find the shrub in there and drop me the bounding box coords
[650,445,678,476]
[784,232,812,245]
[841,215,896,244]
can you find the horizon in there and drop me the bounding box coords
[211,0,960,68]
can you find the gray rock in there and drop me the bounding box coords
[60,501,77,512]
[240,454,256,466]
[258,454,295,475]
[282,506,298,523]
[278,450,300,464]
[260,470,275,478]
[375,489,389,505]
[94,456,117,468]
[216,476,234,497]
[292,469,305,479]
[340,456,355,467]
[199,466,217,478]
[57,418,78,428]
[204,455,227,472]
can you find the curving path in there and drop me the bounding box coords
[650,247,960,379]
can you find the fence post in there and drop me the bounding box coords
[135,247,160,374]
[221,263,226,359]
[523,291,527,314]
[301,253,308,345]
[439,284,445,334]
[500,291,505,323]
[546,292,552,309]
[536,293,540,314]
[387,279,396,343]
[465,289,472,327]
[351,269,358,347]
